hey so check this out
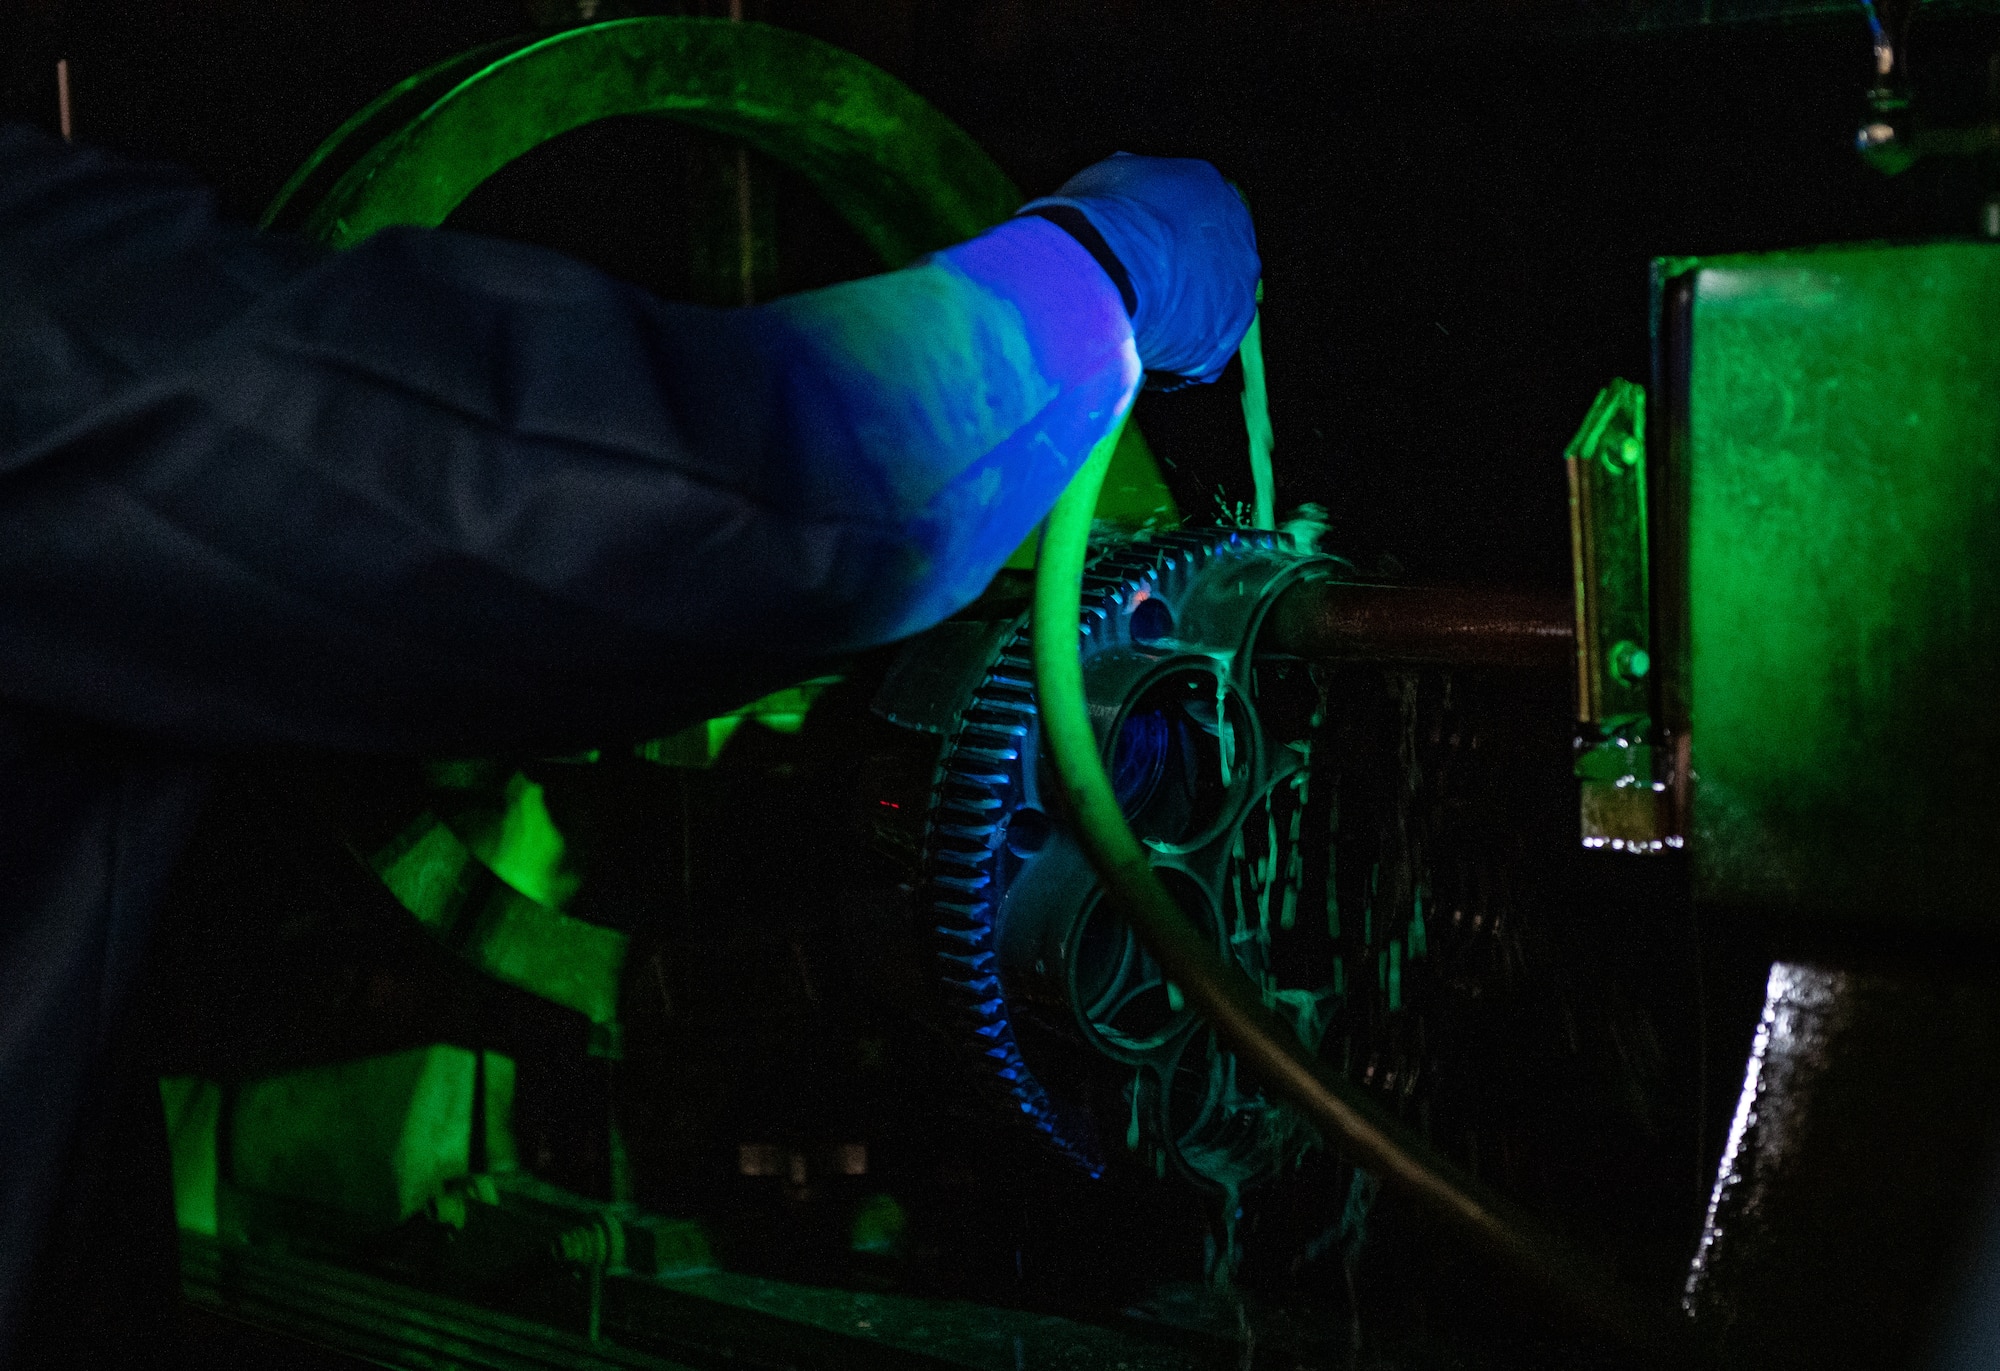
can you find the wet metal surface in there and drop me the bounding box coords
[1684,959,2000,1370]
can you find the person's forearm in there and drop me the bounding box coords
[0,124,1136,751]
[747,216,1139,644]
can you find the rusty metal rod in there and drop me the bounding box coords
[1263,576,1575,669]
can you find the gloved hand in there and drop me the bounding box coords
[1019,153,1259,388]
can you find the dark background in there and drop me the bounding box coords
[8,3,2000,1358]
[8,0,2000,594]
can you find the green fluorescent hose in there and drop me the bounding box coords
[1029,328,1656,1350]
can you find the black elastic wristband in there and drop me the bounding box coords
[1018,204,1138,319]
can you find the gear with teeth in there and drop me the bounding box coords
[918,529,1346,1188]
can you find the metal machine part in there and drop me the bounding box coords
[871,527,1602,1294]
[1653,241,2000,927]
[903,529,1341,1189]
[1562,379,1675,854]
[1850,0,2000,205]
[1029,444,1654,1347]
[261,19,1015,260]
[1682,961,2000,1371]
[1640,238,2000,1364]
[1265,579,1574,670]
[1640,230,2000,1367]
[153,547,1666,1366]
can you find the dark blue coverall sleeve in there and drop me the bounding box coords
[0,121,1140,1363]
[0,122,1141,755]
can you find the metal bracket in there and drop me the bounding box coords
[1566,379,1673,852]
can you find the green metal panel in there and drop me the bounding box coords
[224,1046,518,1230]
[371,777,628,1026]
[161,1076,223,1237]
[1675,241,2000,921]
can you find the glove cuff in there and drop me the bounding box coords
[1016,202,1137,318]
[1018,199,1195,390]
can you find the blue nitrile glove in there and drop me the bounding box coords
[1018,152,1259,388]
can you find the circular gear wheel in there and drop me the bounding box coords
[919,529,1346,1188]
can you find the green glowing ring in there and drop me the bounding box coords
[266,16,1017,263]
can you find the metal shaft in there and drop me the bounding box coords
[1264,577,1574,670]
